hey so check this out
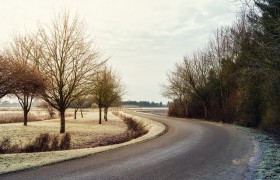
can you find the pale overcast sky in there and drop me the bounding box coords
[0,0,239,103]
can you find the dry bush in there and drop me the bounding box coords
[24,133,71,152]
[24,133,51,152]
[123,116,148,139]
[112,111,148,137]
[50,135,60,151]
[87,112,148,148]
[0,138,20,154]
[0,133,71,154]
[59,133,71,150]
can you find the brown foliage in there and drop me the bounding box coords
[168,99,187,118]
[11,61,47,96]
[0,57,13,98]
[0,56,47,98]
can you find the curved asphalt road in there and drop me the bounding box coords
[1,110,254,180]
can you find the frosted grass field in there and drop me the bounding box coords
[0,111,127,149]
[0,111,166,174]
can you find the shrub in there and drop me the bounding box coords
[115,113,148,139]
[59,133,71,150]
[168,99,187,118]
[24,133,51,152]
[0,138,11,153]
[0,138,21,154]
[86,112,149,148]
[0,133,72,154]
[123,116,148,138]
[50,135,60,151]
[25,133,72,152]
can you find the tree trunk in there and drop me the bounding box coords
[74,108,78,119]
[99,107,102,124]
[104,107,108,121]
[185,105,189,117]
[80,108,83,118]
[23,108,28,126]
[204,105,208,120]
[60,110,66,133]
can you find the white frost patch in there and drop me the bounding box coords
[246,138,261,180]
[235,126,280,180]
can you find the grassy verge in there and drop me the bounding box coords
[235,126,280,179]
[0,111,165,175]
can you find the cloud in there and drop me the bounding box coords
[0,0,239,102]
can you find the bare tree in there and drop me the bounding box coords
[90,66,125,123]
[6,34,47,126]
[13,62,47,125]
[35,11,104,133]
[102,67,125,121]
[184,50,213,119]
[161,62,191,116]
[90,68,107,124]
[163,49,213,119]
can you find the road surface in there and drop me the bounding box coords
[1,110,254,180]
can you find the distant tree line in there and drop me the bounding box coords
[122,101,165,107]
[162,0,280,135]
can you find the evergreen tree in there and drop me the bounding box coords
[250,0,280,73]
[248,0,280,132]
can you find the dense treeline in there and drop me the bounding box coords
[162,0,280,135]
[122,101,164,107]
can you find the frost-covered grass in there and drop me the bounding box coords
[235,126,280,180]
[0,111,166,174]
[0,111,127,149]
